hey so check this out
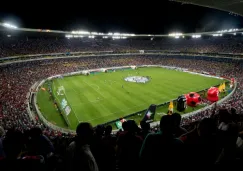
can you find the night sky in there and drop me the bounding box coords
[0,0,243,34]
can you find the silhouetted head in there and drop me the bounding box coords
[197,118,216,137]
[140,120,150,131]
[29,127,42,138]
[3,129,24,159]
[105,125,112,136]
[127,120,138,133]
[122,121,129,131]
[219,109,232,124]
[76,122,94,144]
[160,115,174,134]
[95,124,105,136]
[172,113,182,127]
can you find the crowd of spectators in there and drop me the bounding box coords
[1,43,243,169]
[1,35,243,57]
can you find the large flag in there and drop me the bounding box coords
[218,83,223,92]
[168,101,174,114]
[221,82,226,91]
[219,82,226,92]
[142,104,156,123]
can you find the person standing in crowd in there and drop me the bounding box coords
[140,115,184,170]
[117,120,143,171]
[171,113,187,137]
[66,122,98,171]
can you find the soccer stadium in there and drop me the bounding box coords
[1,0,243,170]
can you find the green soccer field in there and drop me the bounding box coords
[37,67,223,130]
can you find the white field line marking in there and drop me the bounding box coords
[90,84,100,90]
[53,82,71,126]
[70,86,104,104]
[70,80,104,104]
[83,80,106,97]
[56,79,80,123]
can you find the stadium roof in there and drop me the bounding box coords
[0,21,242,38]
[173,0,243,16]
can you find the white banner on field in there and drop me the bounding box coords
[65,106,71,116]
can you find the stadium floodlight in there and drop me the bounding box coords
[88,35,95,38]
[91,32,98,35]
[71,31,90,35]
[102,36,108,39]
[2,22,17,29]
[121,33,135,36]
[114,33,121,35]
[65,34,73,38]
[212,34,223,37]
[192,35,201,38]
[169,32,183,38]
[112,36,121,39]
[108,32,113,35]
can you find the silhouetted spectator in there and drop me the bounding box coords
[139,120,152,140]
[181,118,221,165]
[172,113,187,137]
[117,120,142,171]
[3,129,24,159]
[100,125,116,171]
[66,122,98,171]
[140,115,184,170]
[91,125,105,171]
[216,123,242,165]
[218,109,233,131]
[27,127,54,158]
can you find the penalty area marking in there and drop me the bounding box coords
[90,84,100,91]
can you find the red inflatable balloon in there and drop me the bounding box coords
[207,87,219,102]
[185,92,201,107]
